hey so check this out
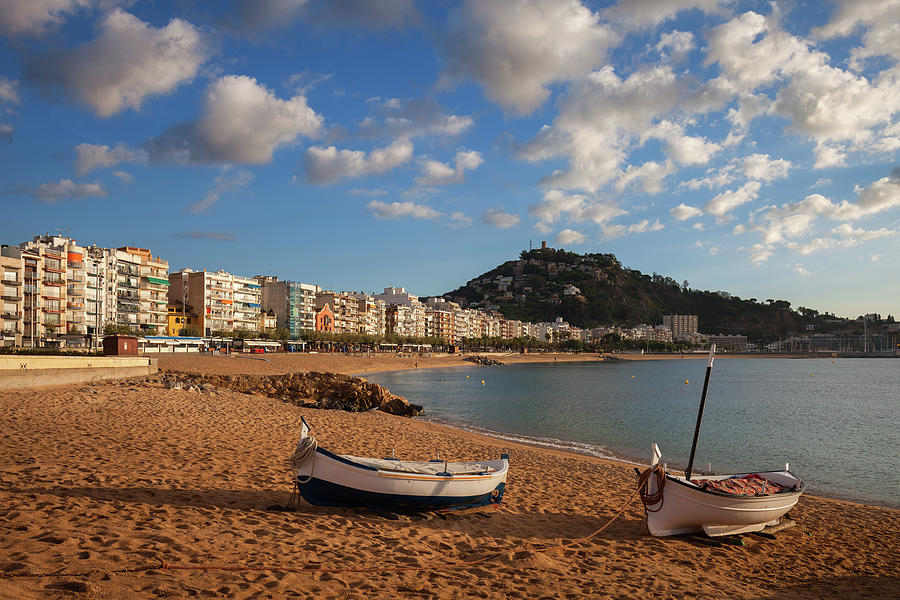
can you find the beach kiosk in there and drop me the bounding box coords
[103,334,140,356]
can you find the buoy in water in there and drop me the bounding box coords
[809,373,813,377]
[465,375,469,379]
[632,375,635,380]
[481,379,485,385]
[685,379,689,384]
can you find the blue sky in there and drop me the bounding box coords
[1,0,898,319]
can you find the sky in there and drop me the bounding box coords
[1,0,898,320]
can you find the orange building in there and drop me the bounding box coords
[315,303,334,332]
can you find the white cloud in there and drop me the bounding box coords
[813,144,846,169]
[0,76,18,141]
[556,229,586,245]
[615,160,674,194]
[0,75,20,105]
[147,75,323,165]
[482,209,520,229]
[746,243,774,264]
[519,65,682,192]
[528,189,627,232]
[603,0,723,29]
[415,150,483,186]
[739,173,900,261]
[0,0,129,37]
[304,139,413,184]
[656,30,694,61]
[366,200,442,220]
[74,142,147,175]
[603,218,664,240]
[832,223,895,244]
[791,264,810,276]
[357,97,473,139]
[670,203,702,221]
[705,10,900,153]
[814,0,900,68]
[704,181,762,218]
[645,120,721,166]
[682,163,739,190]
[694,240,719,255]
[20,178,107,203]
[189,168,254,214]
[197,76,322,164]
[855,173,900,214]
[440,0,619,115]
[112,170,133,184]
[742,153,791,182]
[449,212,473,228]
[24,9,208,117]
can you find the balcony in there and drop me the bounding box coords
[117,265,140,276]
[3,279,21,286]
[43,278,64,286]
[2,294,22,302]
[1,313,21,320]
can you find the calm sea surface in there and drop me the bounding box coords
[368,358,899,509]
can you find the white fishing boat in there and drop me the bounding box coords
[291,417,509,510]
[638,345,804,536]
[640,444,804,537]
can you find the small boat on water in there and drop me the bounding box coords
[291,417,509,510]
[640,444,804,537]
[638,345,804,537]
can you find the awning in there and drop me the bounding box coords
[147,277,170,285]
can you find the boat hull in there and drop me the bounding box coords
[645,471,802,537]
[296,448,509,510]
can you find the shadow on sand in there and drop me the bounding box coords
[7,483,650,542]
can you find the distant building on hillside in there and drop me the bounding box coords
[663,314,698,340]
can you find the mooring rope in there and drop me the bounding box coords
[290,436,317,484]
[636,463,666,512]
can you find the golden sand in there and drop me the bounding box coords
[1,353,897,599]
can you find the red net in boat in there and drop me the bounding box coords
[693,474,785,496]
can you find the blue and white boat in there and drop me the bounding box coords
[291,417,509,510]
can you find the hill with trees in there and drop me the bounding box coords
[443,246,860,343]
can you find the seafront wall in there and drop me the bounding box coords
[0,356,158,390]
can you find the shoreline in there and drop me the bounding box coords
[157,352,897,511]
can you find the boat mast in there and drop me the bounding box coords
[685,344,716,481]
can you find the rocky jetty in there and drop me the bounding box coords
[463,355,505,366]
[159,371,423,417]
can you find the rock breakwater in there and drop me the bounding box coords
[160,370,423,417]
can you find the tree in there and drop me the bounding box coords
[103,323,137,335]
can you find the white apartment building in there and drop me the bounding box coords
[349,292,386,336]
[663,314,699,340]
[1,245,24,347]
[169,269,261,335]
[376,287,425,338]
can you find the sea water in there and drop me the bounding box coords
[368,358,900,508]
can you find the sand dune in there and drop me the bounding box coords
[1,356,897,599]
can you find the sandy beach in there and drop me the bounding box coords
[1,353,897,599]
